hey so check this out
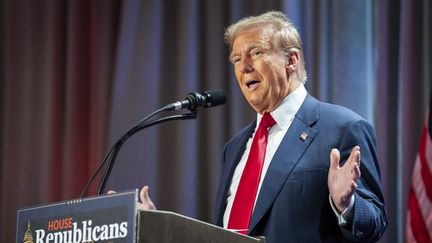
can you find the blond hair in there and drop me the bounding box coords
[224,11,308,83]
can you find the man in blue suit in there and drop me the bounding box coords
[213,11,388,242]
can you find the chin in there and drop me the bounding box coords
[251,104,266,113]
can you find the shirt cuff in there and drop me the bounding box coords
[329,194,355,226]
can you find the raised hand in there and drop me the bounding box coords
[327,146,361,213]
[107,185,156,210]
[137,186,156,210]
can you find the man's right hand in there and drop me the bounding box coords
[107,185,156,210]
[138,186,156,210]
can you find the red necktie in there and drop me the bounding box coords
[228,112,276,235]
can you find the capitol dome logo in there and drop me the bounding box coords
[23,221,34,243]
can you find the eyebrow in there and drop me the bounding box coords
[229,43,262,61]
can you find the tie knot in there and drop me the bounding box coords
[260,112,276,130]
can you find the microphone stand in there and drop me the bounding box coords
[79,106,197,197]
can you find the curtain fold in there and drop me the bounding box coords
[0,1,121,242]
[1,0,431,242]
[377,0,432,242]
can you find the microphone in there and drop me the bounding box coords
[166,90,226,111]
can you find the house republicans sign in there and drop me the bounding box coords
[17,190,137,243]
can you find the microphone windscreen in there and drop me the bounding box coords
[205,90,227,107]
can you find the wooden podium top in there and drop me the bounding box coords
[137,210,265,243]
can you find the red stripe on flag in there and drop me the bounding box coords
[409,188,432,243]
[419,126,432,202]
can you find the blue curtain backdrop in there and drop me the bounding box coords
[1,0,431,243]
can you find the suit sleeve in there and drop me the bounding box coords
[337,119,388,242]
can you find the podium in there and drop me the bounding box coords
[137,210,264,243]
[16,190,264,243]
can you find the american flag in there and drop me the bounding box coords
[406,102,432,243]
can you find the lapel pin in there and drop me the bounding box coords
[300,131,308,141]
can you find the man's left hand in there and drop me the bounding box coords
[327,146,361,213]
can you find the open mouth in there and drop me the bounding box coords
[246,80,260,89]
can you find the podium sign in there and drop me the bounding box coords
[16,190,138,243]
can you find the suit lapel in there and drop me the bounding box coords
[248,95,320,233]
[215,122,255,225]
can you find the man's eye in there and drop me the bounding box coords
[252,50,263,57]
[232,57,240,64]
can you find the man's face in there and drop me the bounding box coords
[230,27,298,114]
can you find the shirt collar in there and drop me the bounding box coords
[257,84,307,130]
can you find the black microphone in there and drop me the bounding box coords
[165,90,226,111]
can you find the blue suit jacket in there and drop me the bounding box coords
[214,95,387,243]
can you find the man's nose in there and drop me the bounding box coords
[239,58,254,74]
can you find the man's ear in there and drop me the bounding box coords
[286,51,299,74]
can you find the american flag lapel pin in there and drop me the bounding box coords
[300,131,308,141]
